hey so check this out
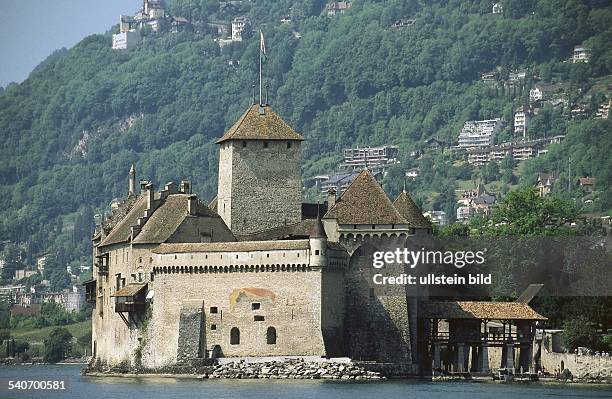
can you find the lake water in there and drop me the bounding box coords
[0,364,611,399]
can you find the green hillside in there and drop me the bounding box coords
[0,0,611,285]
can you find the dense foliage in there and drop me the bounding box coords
[0,0,610,287]
[438,188,612,336]
[42,327,73,363]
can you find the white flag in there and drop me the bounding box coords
[260,31,267,60]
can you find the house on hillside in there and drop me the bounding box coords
[595,100,610,119]
[424,210,447,226]
[492,3,504,14]
[572,44,590,63]
[326,2,352,16]
[391,18,416,28]
[456,183,497,221]
[231,16,250,41]
[530,86,543,103]
[536,173,558,197]
[457,119,502,148]
[577,177,596,193]
[514,106,532,138]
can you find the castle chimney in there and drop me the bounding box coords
[327,188,337,209]
[146,183,155,211]
[128,164,136,197]
[187,194,197,215]
[140,180,149,193]
[180,180,192,194]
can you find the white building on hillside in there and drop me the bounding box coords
[572,44,589,63]
[231,17,249,41]
[457,119,502,148]
[514,106,531,138]
[530,86,543,103]
[112,30,142,50]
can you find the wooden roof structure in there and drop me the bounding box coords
[420,301,547,321]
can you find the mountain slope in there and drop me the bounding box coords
[0,0,610,281]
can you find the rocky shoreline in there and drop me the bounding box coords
[81,359,612,384]
[207,360,385,380]
[84,359,386,380]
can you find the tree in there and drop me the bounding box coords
[562,316,601,351]
[0,243,25,280]
[43,327,73,363]
[475,187,577,236]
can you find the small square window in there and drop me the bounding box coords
[263,141,268,148]
[251,303,261,310]
[242,141,247,148]
[211,324,217,330]
[254,315,265,321]
[315,250,320,255]
[287,142,292,149]
[210,307,218,314]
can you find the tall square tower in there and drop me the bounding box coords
[216,104,303,234]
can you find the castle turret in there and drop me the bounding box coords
[216,104,304,235]
[128,164,136,197]
[309,216,327,268]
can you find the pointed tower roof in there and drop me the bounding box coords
[216,104,304,144]
[393,191,432,229]
[476,181,486,196]
[324,170,406,225]
[310,216,327,239]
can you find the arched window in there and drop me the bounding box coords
[230,327,240,345]
[266,327,277,345]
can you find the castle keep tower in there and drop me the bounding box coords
[216,104,303,235]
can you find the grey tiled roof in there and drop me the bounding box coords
[132,194,217,244]
[100,195,147,247]
[153,240,311,254]
[216,104,304,143]
[393,191,432,229]
[100,194,223,247]
[324,170,406,225]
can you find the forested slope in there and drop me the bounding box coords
[0,0,610,284]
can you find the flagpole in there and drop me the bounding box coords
[259,32,263,106]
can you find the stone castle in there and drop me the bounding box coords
[87,101,546,375]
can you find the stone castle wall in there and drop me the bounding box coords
[540,351,612,381]
[141,245,346,368]
[341,237,413,364]
[217,140,302,234]
[92,243,155,366]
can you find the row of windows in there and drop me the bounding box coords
[153,264,310,274]
[209,303,260,314]
[230,327,276,345]
[241,141,293,149]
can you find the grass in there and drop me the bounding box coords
[11,320,91,344]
